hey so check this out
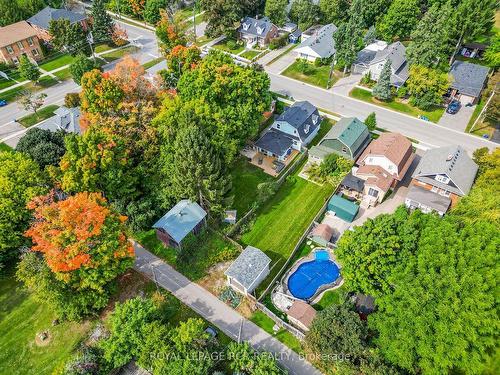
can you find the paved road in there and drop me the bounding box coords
[133,243,321,375]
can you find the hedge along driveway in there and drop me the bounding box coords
[241,163,334,293]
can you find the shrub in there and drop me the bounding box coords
[269,33,289,50]
[226,40,237,50]
[360,71,372,85]
[65,92,81,108]
[314,57,322,67]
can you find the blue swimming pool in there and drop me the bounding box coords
[287,252,340,300]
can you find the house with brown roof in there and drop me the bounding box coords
[286,300,317,332]
[353,132,414,206]
[0,21,43,66]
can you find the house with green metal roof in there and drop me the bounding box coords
[309,117,371,162]
[327,194,359,222]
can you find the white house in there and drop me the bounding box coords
[225,246,271,296]
[295,24,337,62]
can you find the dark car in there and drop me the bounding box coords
[0,99,7,107]
[446,100,461,114]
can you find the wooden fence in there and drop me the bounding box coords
[255,301,306,341]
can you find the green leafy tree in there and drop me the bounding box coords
[18,91,47,118]
[484,34,500,69]
[0,151,47,265]
[69,54,100,85]
[226,342,282,374]
[64,92,81,108]
[200,0,241,38]
[406,2,454,69]
[16,128,66,168]
[155,10,188,54]
[364,112,377,131]
[350,0,392,28]
[289,0,321,31]
[319,0,349,24]
[143,0,172,24]
[406,65,449,110]
[17,55,40,83]
[376,0,420,41]
[91,0,115,42]
[80,69,124,115]
[48,18,89,55]
[264,0,288,27]
[333,12,363,70]
[372,60,392,100]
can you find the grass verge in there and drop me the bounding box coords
[240,50,261,61]
[18,105,59,128]
[0,143,13,152]
[101,46,139,62]
[266,44,297,66]
[142,57,164,70]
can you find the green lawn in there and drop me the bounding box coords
[0,271,91,375]
[134,229,239,281]
[94,43,115,54]
[38,54,76,72]
[18,105,59,127]
[350,87,445,123]
[250,311,303,354]
[53,67,72,81]
[313,284,347,311]
[229,157,274,216]
[240,50,261,61]
[241,162,334,295]
[142,57,164,70]
[266,44,297,66]
[213,39,245,55]
[0,143,13,152]
[465,97,497,138]
[101,46,139,62]
[0,77,58,102]
[282,60,338,88]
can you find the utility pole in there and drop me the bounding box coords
[469,85,497,134]
[150,263,159,290]
[193,1,197,43]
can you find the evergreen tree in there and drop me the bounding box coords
[364,112,377,131]
[264,0,288,27]
[289,0,321,31]
[17,55,40,83]
[372,60,392,100]
[16,128,66,168]
[91,0,115,43]
[319,0,350,25]
[170,124,231,215]
[376,0,420,41]
[333,11,363,70]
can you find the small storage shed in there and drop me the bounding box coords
[327,195,359,222]
[310,224,334,246]
[225,246,271,296]
[287,300,317,331]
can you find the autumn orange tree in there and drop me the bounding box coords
[18,191,134,320]
[155,9,188,54]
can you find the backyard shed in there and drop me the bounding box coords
[225,246,271,295]
[327,195,359,222]
[310,224,334,246]
[287,300,317,331]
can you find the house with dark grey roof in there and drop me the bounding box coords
[238,16,278,47]
[406,145,478,214]
[27,6,88,42]
[153,200,207,249]
[225,246,271,295]
[37,106,81,134]
[309,117,371,162]
[449,60,489,104]
[255,101,321,161]
[295,24,337,61]
[352,41,409,87]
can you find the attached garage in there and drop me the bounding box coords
[327,195,359,223]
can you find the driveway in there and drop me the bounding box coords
[438,104,476,132]
[330,74,362,96]
[263,45,297,74]
[133,243,321,375]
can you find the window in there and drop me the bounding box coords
[32,49,39,57]
[431,186,438,193]
[368,188,379,197]
[342,146,347,153]
[27,37,34,46]
[388,165,393,171]
[435,175,450,184]
[440,190,450,197]
[276,124,280,129]
[17,41,24,49]
[6,45,14,54]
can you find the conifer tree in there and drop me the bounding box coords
[372,60,392,100]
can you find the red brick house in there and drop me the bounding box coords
[0,21,43,66]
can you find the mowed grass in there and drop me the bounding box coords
[0,271,91,375]
[313,284,347,311]
[0,143,13,151]
[282,60,338,88]
[229,157,274,215]
[350,87,445,123]
[250,311,303,354]
[240,50,260,61]
[241,163,334,293]
[38,53,76,72]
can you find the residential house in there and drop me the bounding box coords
[27,6,88,42]
[327,194,359,223]
[237,16,278,48]
[353,132,415,205]
[405,145,478,215]
[38,106,81,134]
[152,200,207,249]
[449,60,489,104]
[225,246,271,296]
[0,21,43,65]
[352,41,409,88]
[286,300,317,332]
[309,117,371,162]
[255,101,321,162]
[295,24,336,62]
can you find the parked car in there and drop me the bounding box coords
[446,100,461,114]
[0,99,7,107]
[418,115,430,121]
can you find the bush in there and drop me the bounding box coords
[314,57,322,67]
[360,71,372,85]
[65,92,81,108]
[269,33,289,50]
[396,85,408,98]
[226,40,237,50]
[257,181,279,204]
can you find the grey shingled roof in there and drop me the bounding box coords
[371,41,406,71]
[27,6,86,30]
[297,24,337,58]
[38,106,81,134]
[276,101,320,142]
[152,200,207,243]
[450,61,489,97]
[255,129,294,156]
[225,246,271,290]
[412,145,478,196]
[238,16,275,38]
[341,172,365,193]
[406,185,451,213]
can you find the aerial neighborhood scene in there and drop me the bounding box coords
[1,0,499,374]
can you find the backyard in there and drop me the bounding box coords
[282,60,339,88]
[250,311,303,353]
[350,87,445,123]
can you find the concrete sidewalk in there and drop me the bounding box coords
[133,243,322,375]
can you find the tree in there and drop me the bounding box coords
[289,0,321,31]
[350,0,392,28]
[226,342,282,374]
[16,128,66,168]
[200,0,242,38]
[169,124,231,214]
[264,0,288,27]
[406,2,454,69]
[376,0,420,41]
[484,34,500,69]
[155,9,188,54]
[18,91,47,118]
[69,54,100,84]
[91,0,115,43]
[80,69,124,115]
[0,152,47,265]
[17,55,40,83]
[143,0,171,24]
[372,60,392,100]
[319,0,349,24]
[48,18,89,55]
[364,112,377,131]
[333,12,363,70]
[406,65,449,110]
[64,92,81,108]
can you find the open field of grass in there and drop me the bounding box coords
[350,87,445,123]
[250,311,303,353]
[229,157,274,215]
[18,105,59,127]
[39,53,76,72]
[0,270,91,375]
[282,60,338,88]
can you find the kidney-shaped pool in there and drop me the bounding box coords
[287,250,340,300]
